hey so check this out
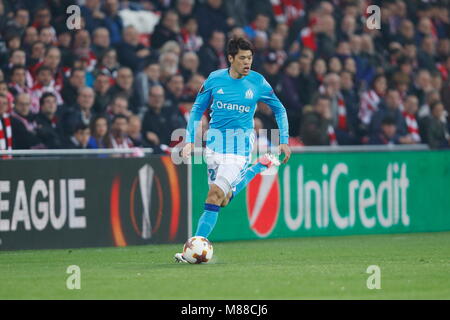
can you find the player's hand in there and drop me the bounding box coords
[279,144,291,164]
[181,143,194,159]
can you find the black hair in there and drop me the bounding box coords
[112,114,129,123]
[430,100,443,113]
[381,116,396,126]
[227,37,254,58]
[313,94,331,106]
[36,65,52,74]
[74,123,89,133]
[10,65,27,75]
[39,92,56,106]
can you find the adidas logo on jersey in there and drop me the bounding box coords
[217,88,224,94]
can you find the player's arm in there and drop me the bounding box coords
[258,77,291,164]
[182,77,213,158]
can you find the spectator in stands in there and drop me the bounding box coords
[31,6,54,32]
[243,13,270,43]
[10,92,40,149]
[411,69,434,107]
[108,67,140,114]
[300,95,333,146]
[321,73,358,145]
[394,19,415,45]
[261,51,281,91]
[61,68,86,106]
[0,81,13,113]
[402,95,421,144]
[8,65,35,111]
[359,74,387,130]
[56,28,74,69]
[180,51,199,82]
[370,89,410,143]
[268,32,287,66]
[35,92,63,149]
[128,114,143,147]
[109,114,134,150]
[96,48,119,79]
[31,65,63,107]
[117,26,152,73]
[4,8,29,37]
[297,52,316,106]
[0,93,14,151]
[87,115,109,149]
[368,116,402,145]
[141,85,172,150]
[28,41,46,68]
[279,59,301,137]
[312,58,327,88]
[72,29,97,73]
[180,16,203,52]
[62,87,96,136]
[106,94,133,121]
[315,15,337,61]
[5,49,32,87]
[103,0,124,46]
[151,9,182,50]
[418,36,438,72]
[29,46,63,91]
[81,0,106,33]
[165,74,184,109]
[39,26,56,46]
[91,27,111,59]
[135,61,161,110]
[22,26,38,54]
[176,0,195,25]
[92,73,113,115]
[64,123,91,149]
[421,101,450,149]
[184,73,205,98]
[198,30,227,78]
[195,0,231,40]
[159,51,179,83]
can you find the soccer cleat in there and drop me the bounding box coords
[174,252,188,263]
[257,153,281,168]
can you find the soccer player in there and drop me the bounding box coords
[175,37,291,262]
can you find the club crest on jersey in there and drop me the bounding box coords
[245,89,254,99]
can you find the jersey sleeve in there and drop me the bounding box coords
[186,75,213,143]
[258,77,289,144]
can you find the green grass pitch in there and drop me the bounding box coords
[0,232,449,299]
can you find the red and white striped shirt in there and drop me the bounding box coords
[0,113,13,154]
[359,89,381,125]
[402,111,421,143]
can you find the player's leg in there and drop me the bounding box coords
[175,159,225,263]
[194,184,224,238]
[226,153,280,203]
[195,155,244,236]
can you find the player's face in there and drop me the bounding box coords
[229,49,253,76]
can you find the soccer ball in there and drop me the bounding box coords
[183,236,214,264]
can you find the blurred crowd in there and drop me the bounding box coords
[0,0,449,154]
